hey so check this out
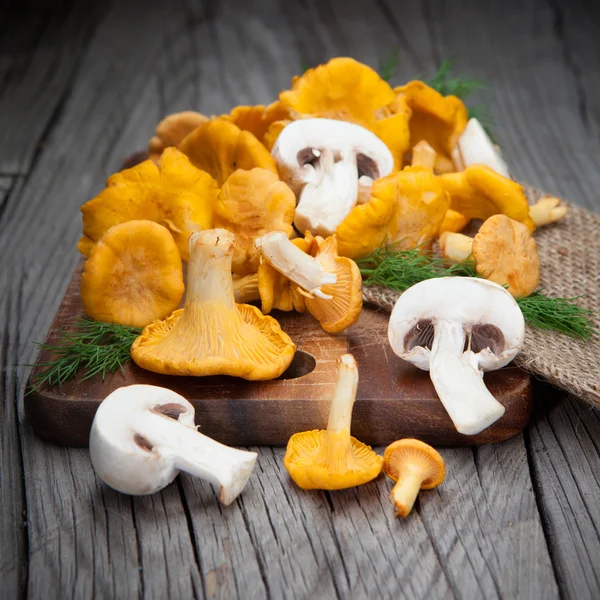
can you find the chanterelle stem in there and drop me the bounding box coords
[391,468,424,517]
[429,320,505,435]
[294,148,359,236]
[187,229,235,309]
[255,231,337,299]
[327,354,358,438]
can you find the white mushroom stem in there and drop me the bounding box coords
[145,411,257,505]
[255,231,336,299]
[454,118,510,178]
[294,147,359,236]
[272,119,394,236]
[89,385,257,504]
[429,320,505,435]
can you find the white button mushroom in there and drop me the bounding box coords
[89,385,257,504]
[453,118,510,178]
[387,278,525,435]
[271,118,394,236]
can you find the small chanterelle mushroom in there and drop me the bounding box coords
[272,118,394,237]
[89,385,257,503]
[388,277,525,435]
[383,439,445,517]
[284,354,383,490]
[255,231,363,333]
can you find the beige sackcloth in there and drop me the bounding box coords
[362,187,600,406]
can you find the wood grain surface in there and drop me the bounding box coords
[25,267,533,447]
[1,0,599,598]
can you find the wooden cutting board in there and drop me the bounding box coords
[25,267,533,447]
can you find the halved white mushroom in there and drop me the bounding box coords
[255,230,336,299]
[89,385,257,504]
[454,118,510,178]
[271,118,394,236]
[387,277,525,435]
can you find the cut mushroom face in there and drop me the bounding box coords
[89,385,257,504]
[454,118,510,177]
[272,118,394,236]
[388,277,525,435]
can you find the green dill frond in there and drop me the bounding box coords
[516,293,596,340]
[28,319,141,390]
[357,243,477,291]
[426,59,485,100]
[359,244,596,339]
[379,48,400,82]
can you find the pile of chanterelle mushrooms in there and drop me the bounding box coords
[77,57,567,512]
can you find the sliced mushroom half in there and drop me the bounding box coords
[272,118,394,236]
[388,277,525,435]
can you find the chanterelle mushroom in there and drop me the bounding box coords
[131,229,296,380]
[90,385,257,504]
[255,231,362,333]
[81,220,184,328]
[440,214,540,298]
[272,118,394,237]
[383,439,445,517]
[284,354,383,490]
[388,277,525,435]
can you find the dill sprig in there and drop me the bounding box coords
[426,59,496,140]
[379,48,400,82]
[515,293,596,340]
[28,319,141,389]
[358,246,596,340]
[426,59,485,100]
[357,244,477,291]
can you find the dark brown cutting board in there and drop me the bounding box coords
[26,267,533,447]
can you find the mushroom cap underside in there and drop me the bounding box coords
[383,439,445,489]
[305,236,363,333]
[388,277,525,369]
[272,118,394,180]
[284,429,383,490]
[131,302,296,380]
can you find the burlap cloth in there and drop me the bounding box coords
[362,187,600,407]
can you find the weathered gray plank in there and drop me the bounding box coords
[0,177,14,213]
[527,388,600,600]
[0,267,26,600]
[236,447,451,599]
[419,440,558,599]
[0,1,106,176]
[0,2,212,598]
[22,438,141,600]
[131,483,203,600]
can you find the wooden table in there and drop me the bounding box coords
[2,0,599,598]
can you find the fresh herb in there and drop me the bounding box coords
[358,245,596,340]
[357,244,477,291]
[515,293,596,340]
[426,59,485,100]
[300,57,313,74]
[427,59,496,140]
[379,48,400,82]
[28,319,141,389]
